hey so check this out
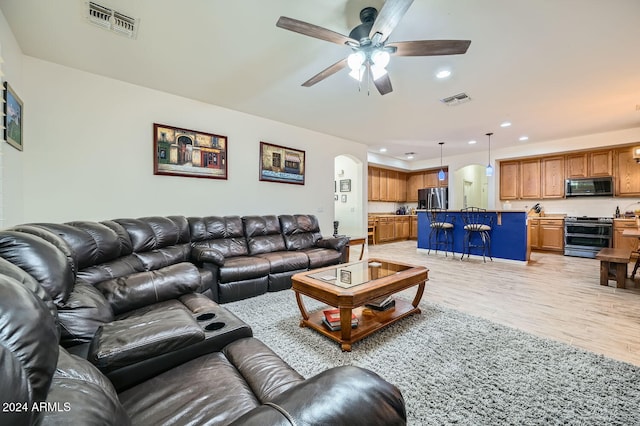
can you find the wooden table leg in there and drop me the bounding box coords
[411,281,426,312]
[599,261,609,286]
[615,262,627,288]
[339,307,353,351]
[294,291,309,327]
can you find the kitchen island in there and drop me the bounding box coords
[416,210,529,262]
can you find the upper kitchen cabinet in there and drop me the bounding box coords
[615,147,640,196]
[566,150,612,178]
[406,173,423,202]
[500,159,541,200]
[367,166,407,202]
[541,156,565,198]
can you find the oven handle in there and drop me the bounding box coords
[564,222,612,228]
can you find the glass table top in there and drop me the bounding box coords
[307,260,413,289]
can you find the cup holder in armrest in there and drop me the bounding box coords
[196,313,216,321]
[204,322,225,331]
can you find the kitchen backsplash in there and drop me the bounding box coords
[505,197,640,218]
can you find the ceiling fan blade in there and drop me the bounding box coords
[368,0,414,43]
[277,16,359,47]
[302,58,348,87]
[388,40,471,56]
[373,73,393,96]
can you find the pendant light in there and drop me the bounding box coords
[438,142,446,181]
[485,132,494,177]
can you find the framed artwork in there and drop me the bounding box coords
[259,141,305,185]
[3,82,23,151]
[153,123,227,179]
[339,269,352,285]
[340,179,351,192]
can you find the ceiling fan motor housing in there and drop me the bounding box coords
[348,7,378,44]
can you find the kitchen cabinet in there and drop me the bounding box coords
[500,159,541,200]
[566,150,612,178]
[406,173,423,202]
[368,167,380,201]
[410,216,418,239]
[615,148,640,196]
[613,219,639,256]
[395,216,410,240]
[541,156,565,198]
[369,167,445,201]
[377,217,395,243]
[520,159,541,199]
[529,218,564,252]
[500,161,520,200]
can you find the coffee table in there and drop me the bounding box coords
[291,258,429,351]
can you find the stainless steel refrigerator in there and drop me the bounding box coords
[418,187,448,210]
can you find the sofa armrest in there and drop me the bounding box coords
[229,365,406,426]
[315,236,348,252]
[191,246,225,266]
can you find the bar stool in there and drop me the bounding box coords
[461,207,493,262]
[428,208,455,257]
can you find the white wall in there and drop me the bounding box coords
[8,55,367,232]
[0,9,25,228]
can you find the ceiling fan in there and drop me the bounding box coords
[276,0,471,95]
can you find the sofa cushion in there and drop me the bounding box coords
[42,348,131,426]
[219,256,271,283]
[57,282,114,346]
[255,251,309,273]
[278,215,323,251]
[243,215,287,254]
[88,308,205,372]
[133,245,191,271]
[301,247,342,269]
[0,231,75,305]
[0,276,60,426]
[114,216,190,253]
[75,253,145,286]
[119,337,303,425]
[189,216,249,258]
[95,263,203,315]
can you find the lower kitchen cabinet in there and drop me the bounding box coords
[529,218,564,252]
[369,215,413,243]
[377,217,395,243]
[410,216,418,240]
[613,219,639,256]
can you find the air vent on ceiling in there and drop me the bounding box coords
[440,92,471,106]
[85,2,139,39]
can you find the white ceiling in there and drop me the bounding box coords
[2,0,640,162]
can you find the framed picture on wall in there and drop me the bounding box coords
[339,179,351,192]
[153,123,228,179]
[3,82,23,151]
[259,141,305,185]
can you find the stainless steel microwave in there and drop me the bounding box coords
[565,177,613,197]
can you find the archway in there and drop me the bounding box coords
[452,164,488,209]
[334,155,365,237]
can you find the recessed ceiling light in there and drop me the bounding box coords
[468,140,477,144]
[519,136,529,141]
[500,121,512,128]
[405,152,415,160]
[407,155,414,160]
[379,148,387,153]
[436,70,451,79]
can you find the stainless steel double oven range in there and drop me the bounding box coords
[564,216,613,258]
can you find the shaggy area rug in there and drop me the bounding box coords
[225,291,639,425]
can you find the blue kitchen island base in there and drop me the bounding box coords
[416,210,528,262]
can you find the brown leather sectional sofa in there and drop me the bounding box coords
[0,214,406,425]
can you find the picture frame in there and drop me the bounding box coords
[3,82,23,151]
[341,194,347,203]
[259,141,305,185]
[153,123,227,180]
[339,179,351,192]
[339,269,352,285]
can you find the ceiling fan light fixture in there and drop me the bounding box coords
[370,64,388,81]
[348,66,365,81]
[347,51,366,71]
[371,49,390,68]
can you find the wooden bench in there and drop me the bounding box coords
[595,248,632,288]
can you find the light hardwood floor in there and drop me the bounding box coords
[353,241,640,366]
